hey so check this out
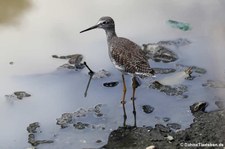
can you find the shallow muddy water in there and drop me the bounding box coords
[0,0,225,149]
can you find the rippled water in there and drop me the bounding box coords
[0,0,225,149]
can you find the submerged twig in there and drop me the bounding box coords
[83,62,95,97]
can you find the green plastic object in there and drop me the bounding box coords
[167,20,192,31]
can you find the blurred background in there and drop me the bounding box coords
[0,0,225,148]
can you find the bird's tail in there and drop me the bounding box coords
[137,68,156,78]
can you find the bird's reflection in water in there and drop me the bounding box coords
[122,76,140,128]
[84,62,141,128]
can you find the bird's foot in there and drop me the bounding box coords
[130,97,136,101]
[121,100,126,104]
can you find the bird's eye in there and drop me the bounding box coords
[102,21,109,25]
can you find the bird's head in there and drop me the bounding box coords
[80,16,115,33]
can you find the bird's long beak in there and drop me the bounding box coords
[80,24,99,33]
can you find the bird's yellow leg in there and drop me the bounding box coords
[121,74,127,104]
[132,76,137,127]
[121,74,127,127]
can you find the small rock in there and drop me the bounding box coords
[75,63,85,70]
[29,139,54,146]
[54,54,85,70]
[166,123,181,130]
[165,135,174,142]
[163,117,170,122]
[142,44,178,63]
[193,66,207,74]
[26,147,36,149]
[74,108,87,117]
[56,113,73,128]
[52,54,82,59]
[35,140,54,145]
[28,134,36,146]
[93,104,104,117]
[149,81,188,96]
[176,64,207,75]
[103,81,119,87]
[153,68,176,74]
[215,101,224,109]
[92,69,111,79]
[27,122,54,147]
[58,64,75,69]
[146,145,157,149]
[59,56,67,59]
[190,102,208,113]
[68,54,85,70]
[27,122,40,133]
[57,104,106,130]
[202,80,225,88]
[157,38,191,47]
[73,122,89,129]
[182,94,189,98]
[14,91,31,100]
[52,55,59,58]
[142,105,154,114]
[68,54,83,65]
[145,126,153,132]
[96,140,102,143]
[155,124,171,133]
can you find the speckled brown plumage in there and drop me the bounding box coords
[110,37,154,77]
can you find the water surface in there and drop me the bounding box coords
[0,0,225,149]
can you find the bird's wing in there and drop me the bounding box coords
[111,37,154,76]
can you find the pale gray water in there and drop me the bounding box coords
[0,0,225,149]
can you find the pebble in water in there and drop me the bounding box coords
[142,105,154,114]
[103,81,119,87]
[142,44,178,63]
[190,102,208,113]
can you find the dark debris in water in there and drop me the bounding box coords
[202,80,225,88]
[176,64,207,75]
[166,123,181,130]
[73,122,90,129]
[142,43,178,63]
[149,81,188,97]
[52,54,82,60]
[103,81,119,87]
[27,122,54,147]
[5,91,31,101]
[157,38,191,48]
[142,105,154,114]
[92,69,111,79]
[155,124,171,133]
[9,61,14,65]
[53,54,85,70]
[190,102,208,114]
[14,91,31,100]
[27,122,40,133]
[56,104,106,130]
[163,117,170,122]
[153,68,176,74]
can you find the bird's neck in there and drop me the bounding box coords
[105,28,117,44]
